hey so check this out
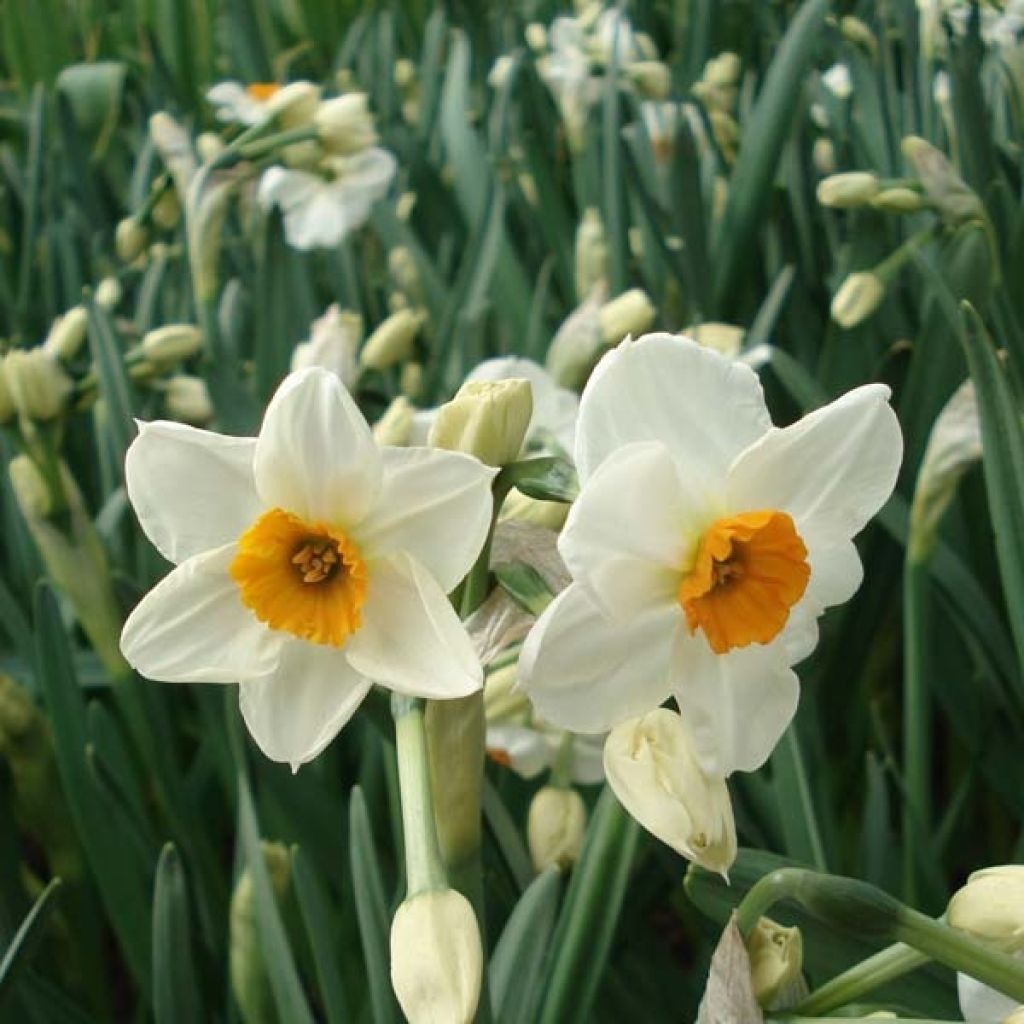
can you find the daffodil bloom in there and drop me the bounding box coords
[258,148,396,250]
[520,333,902,777]
[207,80,320,127]
[120,368,495,768]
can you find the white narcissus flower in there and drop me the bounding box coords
[120,367,495,769]
[520,333,902,778]
[291,304,363,389]
[258,148,396,250]
[207,81,321,127]
[486,720,604,784]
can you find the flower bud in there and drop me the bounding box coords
[115,216,148,262]
[816,171,880,208]
[870,186,925,213]
[360,309,423,372]
[949,866,1024,952]
[266,81,321,130]
[813,137,837,176]
[315,93,377,155]
[546,296,602,389]
[599,289,656,345]
[528,786,587,871]
[151,187,181,230]
[197,131,225,163]
[902,135,986,225]
[685,322,745,359]
[525,22,547,52]
[628,61,671,99]
[4,349,72,420]
[165,375,213,425]
[822,62,852,100]
[429,378,532,467]
[603,708,736,875]
[705,51,741,87]
[390,889,482,1024]
[95,276,122,311]
[397,191,417,221]
[390,246,422,302]
[499,488,569,531]
[230,842,292,1024]
[747,917,808,1009]
[575,207,608,299]
[841,15,878,54]
[401,361,423,400]
[141,324,203,364]
[830,272,885,328]
[43,306,89,362]
[292,305,362,389]
[373,396,414,445]
[394,58,416,89]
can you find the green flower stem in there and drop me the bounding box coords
[793,943,928,1015]
[210,126,319,170]
[391,695,446,896]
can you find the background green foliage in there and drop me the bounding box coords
[0,0,1021,1019]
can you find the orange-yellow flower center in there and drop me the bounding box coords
[229,508,368,647]
[245,82,281,102]
[677,510,810,655]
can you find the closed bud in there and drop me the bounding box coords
[95,276,122,311]
[604,709,736,875]
[141,324,203,364]
[429,378,532,467]
[151,187,180,230]
[360,309,423,372]
[830,272,885,328]
[525,22,547,52]
[628,61,671,99]
[389,246,421,300]
[599,289,656,345]
[4,349,72,420]
[685,322,745,359]
[401,361,423,400]
[949,866,1024,952]
[841,15,878,54]
[315,93,377,155]
[816,171,881,208]
[372,396,414,445]
[292,305,362,389]
[870,186,925,213]
[115,216,148,262]
[546,296,602,388]
[499,488,569,530]
[394,58,416,89]
[165,376,213,425]
[43,306,89,362]
[575,207,608,298]
[527,786,587,871]
[8,454,53,519]
[266,81,321,130]
[390,889,482,1024]
[747,917,808,1009]
[705,51,741,87]
[813,137,837,176]
[230,842,292,1024]
[902,135,986,225]
[197,131,225,163]
[397,191,417,221]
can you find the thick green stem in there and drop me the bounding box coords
[794,943,928,1015]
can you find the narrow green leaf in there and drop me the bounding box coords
[502,457,579,504]
[769,727,828,872]
[482,778,534,894]
[16,84,45,319]
[0,878,62,1007]
[87,301,137,478]
[152,844,201,1024]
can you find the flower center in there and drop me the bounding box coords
[229,508,368,647]
[246,82,281,102]
[677,510,810,655]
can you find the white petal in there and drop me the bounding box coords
[355,446,496,593]
[254,367,382,525]
[804,534,864,612]
[568,734,606,785]
[120,545,281,683]
[575,333,771,486]
[672,629,800,777]
[207,82,264,124]
[485,724,551,779]
[727,383,902,541]
[345,553,482,699]
[958,971,1020,1023]
[126,421,261,564]
[259,169,347,250]
[559,440,713,617]
[518,583,678,733]
[239,640,372,769]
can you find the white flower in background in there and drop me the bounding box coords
[592,8,643,64]
[822,62,852,99]
[538,17,600,149]
[120,368,495,769]
[486,719,604,784]
[291,305,363,389]
[258,148,396,250]
[411,357,579,456]
[207,80,321,127]
[520,333,902,778]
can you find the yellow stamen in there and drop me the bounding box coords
[230,508,368,647]
[678,510,809,655]
[245,82,281,102]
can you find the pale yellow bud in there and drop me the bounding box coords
[902,135,985,224]
[684,322,745,359]
[397,191,417,221]
[949,865,1024,952]
[1002,1008,1024,1024]
[603,708,736,875]
[525,22,548,52]
[705,51,741,87]
[4,349,72,420]
[870,186,925,213]
[152,187,180,230]
[400,361,423,400]
[527,786,587,871]
[747,917,807,1009]
[266,81,322,130]
[483,661,531,722]
[390,889,482,1024]
[115,216,148,262]
[816,171,881,208]
[389,246,421,299]
[628,61,671,100]
[43,306,89,362]
[546,297,602,389]
[599,289,656,345]
[8,454,53,518]
[95,277,122,311]
[394,58,416,89]
[165,375,213,425]
[830,272,885,328]
[197,131,225,163]
[575,207,608,299]
[429,378,533,467]
[141,324,203,364]
[841,15,878,54]
[315,93,377,155]
[813,137,837,176]
[499,488,569,531]
[360,309,423,372]
[372,396,414,445]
